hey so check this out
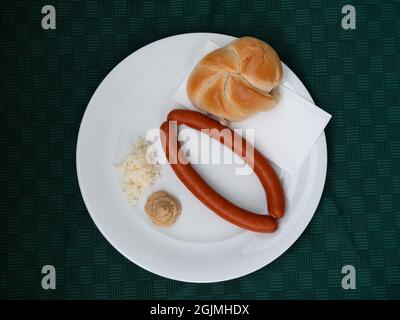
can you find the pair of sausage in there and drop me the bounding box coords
[160,109,285,233]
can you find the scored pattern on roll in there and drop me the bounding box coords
[187,37,283,121]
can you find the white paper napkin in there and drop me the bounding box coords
[172,40,332,175]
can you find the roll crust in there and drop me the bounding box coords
[187,37,282,121]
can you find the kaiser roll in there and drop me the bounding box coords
[187,37,282,121]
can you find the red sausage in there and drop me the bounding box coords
[167,109,286,219]
[160,109,285,233]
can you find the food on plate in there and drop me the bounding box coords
[187,36,282,121]
[144,191,181,227]
[160,109,285,233]
[116,137,160,204]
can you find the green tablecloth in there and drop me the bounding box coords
[1,0,399,299]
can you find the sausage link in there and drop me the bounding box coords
[167,109,286,219]
[160,109,285,233]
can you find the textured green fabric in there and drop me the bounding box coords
[1,0,399,299]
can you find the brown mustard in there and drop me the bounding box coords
[144,191,181,227]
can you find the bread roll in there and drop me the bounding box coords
[187,37,282,121]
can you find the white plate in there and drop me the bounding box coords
[76,33,327,283]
